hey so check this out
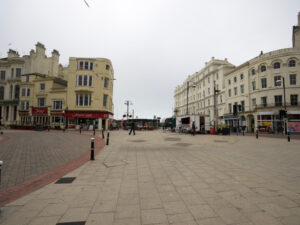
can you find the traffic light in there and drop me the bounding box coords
[279,110,287,118]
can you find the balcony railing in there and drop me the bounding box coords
[255,102,300,109]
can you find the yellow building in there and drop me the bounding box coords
[65,57,114,130]
[19,73,67,128]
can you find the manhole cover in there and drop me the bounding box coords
[165,138,181,141]
[55,177,76,184]
[175,143,192,147]
[214,140,228,143]
[128,140,146,142]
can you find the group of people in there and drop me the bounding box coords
[178,121,196,136]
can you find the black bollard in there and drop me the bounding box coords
[106,132,110,145]
[90,138,95,160]
[102,128,104,139]
[288,132,290,142]
[256,130,258,139]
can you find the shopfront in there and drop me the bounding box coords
[32,107,49,126]
[287,111,300,133]
[65,111,110,130]
[50,110,65,129]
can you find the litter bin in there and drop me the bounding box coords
[0,161,3,184]
[210,128,215,135]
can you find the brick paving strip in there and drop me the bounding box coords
[0,133,105,207]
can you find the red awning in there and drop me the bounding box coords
[32,107,48,115]
[65,111,109,119]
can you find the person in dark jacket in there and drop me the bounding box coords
[191,121,196,136]
[129,121,136,135]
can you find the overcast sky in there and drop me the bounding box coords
[1,0,300,119]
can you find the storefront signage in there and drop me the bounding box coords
[32,107,48,115]
[65,111,109,119]
[0,100,19,105]
[51,110,64,115]
[19,111,29,115]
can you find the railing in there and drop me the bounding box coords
[255,102,300,109]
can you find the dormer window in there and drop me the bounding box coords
[273,62,280,69]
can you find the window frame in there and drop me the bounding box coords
[290,74,296,85]
[261,78,267,89]
[38,98,46,107]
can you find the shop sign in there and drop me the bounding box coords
[288,122,300,132]
[0,100,19,105]
[65,111,109,119]
[19,111,29,115]
[32,107,48,115]
[51,110,64,115]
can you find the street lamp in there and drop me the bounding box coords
[186,81,196,115]
[276,77,287,134]
[124,100,133,121]
[214,81,220,132]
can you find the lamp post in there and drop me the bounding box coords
[214,81,220,132]
[124,100,133,121]
[276,77,287,134]
[186,81,196,115]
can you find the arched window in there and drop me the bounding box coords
[274,62,280,69]
[251,69,256,75]
[0,86,4,100]
[289,60,296,67]
[261,65,266,72]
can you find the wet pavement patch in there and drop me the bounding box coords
[55,177,76,184]
[165,138,181,141]
[214,140,228,143]
[175,143,192,147]
[56,222,86,225]
[128,140,146,142]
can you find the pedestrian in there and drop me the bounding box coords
[191,121,196,136]
[178,120,182,133]
[129,121,136,135]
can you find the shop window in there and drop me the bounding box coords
[38,98,45,107]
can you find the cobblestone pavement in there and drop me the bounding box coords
[0,130,92,192]
[1,130,300,225]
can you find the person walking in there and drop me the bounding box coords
[129,121,136,135]
[191,121,196,136]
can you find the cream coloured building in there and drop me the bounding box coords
[65,57,114,130]
[174,12,300,133]
[0,50,24,126]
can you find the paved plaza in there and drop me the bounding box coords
[1,130,300,225]
[0,130,92,191]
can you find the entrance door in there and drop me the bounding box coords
[102,119,106,130]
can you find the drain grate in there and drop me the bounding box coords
[55,177,76,184]
[165,138,181,141]
[56,222,86,225]
[175,143,192,147]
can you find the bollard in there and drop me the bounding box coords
[0,160,3,185]
[90,138,95,160]
[106,132,110,145]
[288,132,290,142]
[256,130,258,139]
[102,128,104,139]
